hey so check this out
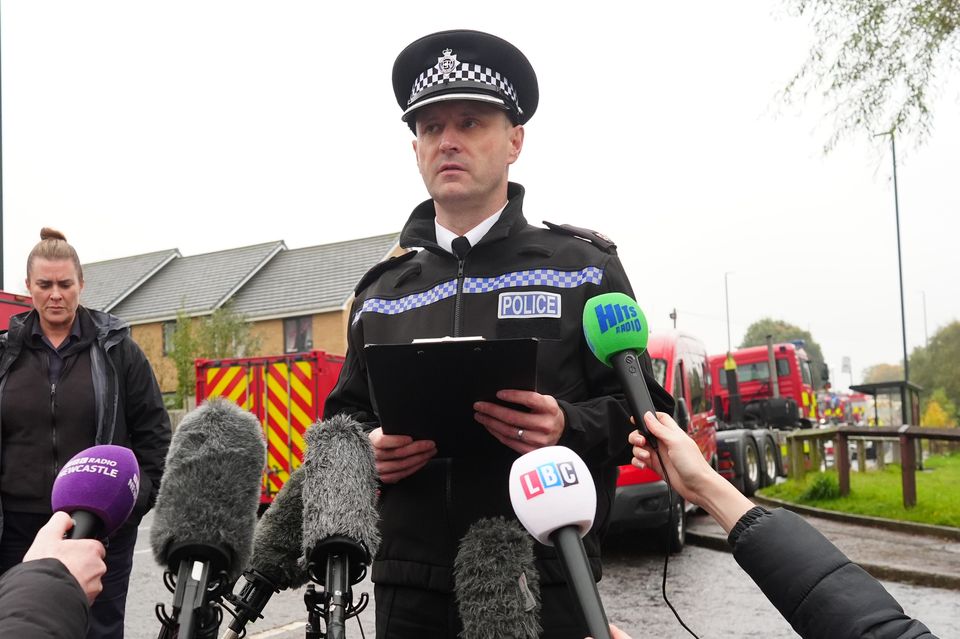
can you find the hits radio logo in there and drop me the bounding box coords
[594,302,643,334]
[519,461,580,499]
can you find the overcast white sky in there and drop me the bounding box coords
[2,1,957,387]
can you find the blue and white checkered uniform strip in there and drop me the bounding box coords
[355,279,458,321]
[410,62,518,105]
[462,266,603,294]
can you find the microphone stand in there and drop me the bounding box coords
[155,544,230,639]
[221,569,280,637]
[304,536,371,638]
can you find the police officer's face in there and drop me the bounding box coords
[26,257,84,334]
[412,101,523,213]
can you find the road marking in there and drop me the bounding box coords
[249,621,304,638]
[134,548,153,555]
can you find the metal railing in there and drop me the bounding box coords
[786,425,960,508]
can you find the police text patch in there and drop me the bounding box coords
[498,292,562,319]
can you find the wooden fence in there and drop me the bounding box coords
[786,425,960,508]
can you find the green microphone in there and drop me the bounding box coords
[582,292,658,448]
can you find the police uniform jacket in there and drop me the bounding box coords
[324,182,674,592]
[0,307,171,539]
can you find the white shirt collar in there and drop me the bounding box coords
[434,204,506,255]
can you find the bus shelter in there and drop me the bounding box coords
[849,381,922,427]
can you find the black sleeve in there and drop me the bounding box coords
[117,338,172,520]
[322,299,379,431]
[557,254,675,467]
[0,559,89,638]
[731,508,936,639]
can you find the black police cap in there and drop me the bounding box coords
[392,29,538,132]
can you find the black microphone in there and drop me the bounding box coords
[510,447,611,639]
[222,465,309,639]
[150,399,266,639]
[301,414,380,639]
[455,517,541,639]
[583,292,660,448]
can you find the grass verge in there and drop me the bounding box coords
[759,449,960,528]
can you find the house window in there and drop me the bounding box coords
[284,316,313,353]
[163,322,177,355]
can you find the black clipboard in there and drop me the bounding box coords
[364,337,539,458]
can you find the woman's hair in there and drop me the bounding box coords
[26,227,84,281]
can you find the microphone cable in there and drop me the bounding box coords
[653,446,701,639]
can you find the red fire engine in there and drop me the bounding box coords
[708,341,819,428]
[195,351,343,505]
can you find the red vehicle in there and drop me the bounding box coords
[195,350,344,505]
[818,390,870,425]
[610,334,803,548]
[708,342,818,429]
[705,342,817,494]
[0,291,33,330]
[609,331,717,551]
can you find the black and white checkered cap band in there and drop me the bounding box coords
[407,62,520,113]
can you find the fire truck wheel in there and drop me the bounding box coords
[742,438,761,496]
[759,437,778,487]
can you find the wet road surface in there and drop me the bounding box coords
[125,512,960,638]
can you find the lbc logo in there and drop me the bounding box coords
[519,461,580,499]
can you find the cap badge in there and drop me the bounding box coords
[435,48,459,76]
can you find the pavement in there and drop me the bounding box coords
[685,496,960,591]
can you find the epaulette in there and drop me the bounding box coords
[542,221,617,254]
[354,250,417,295]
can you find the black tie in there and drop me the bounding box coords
[451,236,471,260]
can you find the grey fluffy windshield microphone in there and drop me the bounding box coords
[151,399,265,639]
[301,413,380,639]
[455,516,542,639]
[222,465,309,639]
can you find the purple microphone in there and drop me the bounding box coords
[51,444,141,539]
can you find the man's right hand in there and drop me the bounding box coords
[23,511,107,604]
[369,427,437,483]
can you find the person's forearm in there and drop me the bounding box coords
[696,473,755,534]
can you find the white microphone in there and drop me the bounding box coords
[509,446,611,639]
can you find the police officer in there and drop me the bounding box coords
[323,29,672,638]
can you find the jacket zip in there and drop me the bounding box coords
[51,382,59,477]
[450,255,466,517]
[454,257,465,337]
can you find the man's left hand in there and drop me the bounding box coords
[474,390,564,454]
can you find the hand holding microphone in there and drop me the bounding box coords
[23,512,107,604]
[582,292,659,448]
[630,411,755,535]
[509,446,611,639]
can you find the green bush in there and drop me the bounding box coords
[759,453,960,527]
[799,473,841,501]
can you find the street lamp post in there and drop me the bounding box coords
[876,130,912,431]
[876,131,910,384]
[922,291,928,347]
[889,133,909,384]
